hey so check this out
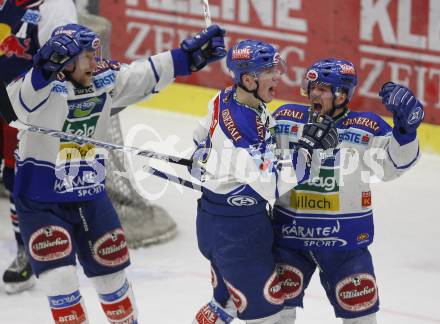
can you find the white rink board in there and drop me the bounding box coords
[0,106,439,324]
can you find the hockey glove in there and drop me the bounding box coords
[33,34,82,80]
[180,24,226,72]
[379,82,424,135]
[188,139,210,180]
[297,114,339,155]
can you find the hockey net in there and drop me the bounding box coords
[78,12,177,248]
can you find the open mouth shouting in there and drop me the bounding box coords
[312,102,323,114]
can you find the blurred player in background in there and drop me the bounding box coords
[271,58,424,323]
[0,0,77,294]
[2,22,225,323]
[191,40,339,324]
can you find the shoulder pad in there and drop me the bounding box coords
[272,103,309,123]
[339,110,391,136]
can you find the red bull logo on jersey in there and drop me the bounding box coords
[0,23,32,60]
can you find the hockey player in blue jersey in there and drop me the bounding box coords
[191,41,340,324]
[271,58,423,323]
[2,22,226,323]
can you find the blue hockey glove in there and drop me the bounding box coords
[297,114,339,155]
[188,139,211,180]
[33,34,82,79]
[180,24,226,72]
[379,82,424,134]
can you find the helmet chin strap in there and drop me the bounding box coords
[329,91,349,117]
[238,79,267,104]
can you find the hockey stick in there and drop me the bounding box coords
[145,166,202,191]
[1,83,192,167]
[12,121,193,167]
[201,0,212,26]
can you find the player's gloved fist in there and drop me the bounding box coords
[33,34,82,77]
[297,114,339,155]
[180,24,226,72]
[188,140,210,180]
[379,82,424,134]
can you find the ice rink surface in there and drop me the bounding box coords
[0,106,439,324]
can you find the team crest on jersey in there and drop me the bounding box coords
[0,0,6,10]
[29,226,72,262]
[93,229,129,267]
[336,273,378,312]
[225,280,248,313]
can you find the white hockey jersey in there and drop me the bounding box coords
[7,52,176,202]
[272,103,420,250]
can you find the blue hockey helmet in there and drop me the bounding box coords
[226,40,285,84]
[51,24,100,53]
[302,58,357,104]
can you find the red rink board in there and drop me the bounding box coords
[100,0,440,125]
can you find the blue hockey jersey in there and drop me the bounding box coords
[193,87,311,211]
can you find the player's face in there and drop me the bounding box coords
[309,83,335,116]
[254,64,284,102]
[70,51,97,87]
